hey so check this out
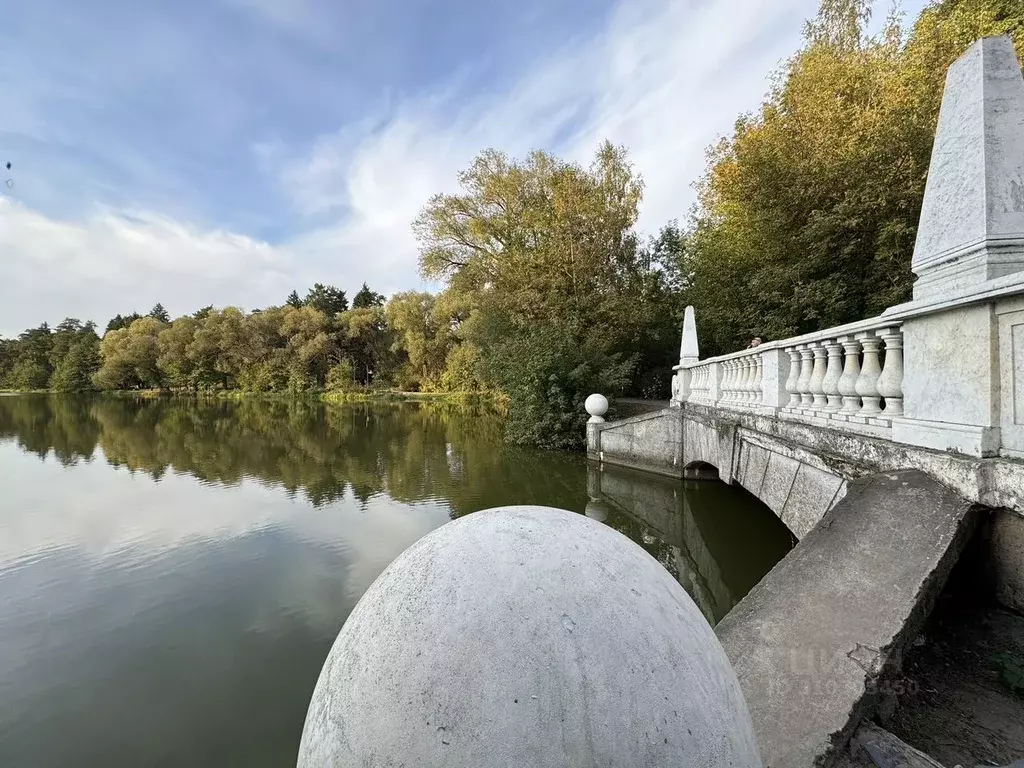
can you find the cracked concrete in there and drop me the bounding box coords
[715,471,978,768]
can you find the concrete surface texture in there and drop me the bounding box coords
[589,402,1024,528]
[297,506,762,768]
[912,36,1024,300]
[715,471,977,768]
[990,509,1024,613]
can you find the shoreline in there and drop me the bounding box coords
[0,388,505,406]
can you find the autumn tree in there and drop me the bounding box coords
[679,0,1024,355]
[94,317,166,390]
[415,141,666,447]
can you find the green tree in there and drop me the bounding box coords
[94,317,166,390]
[156,316,200,388]
[186,307,247,389]
[285,290,304,308]
[415,141,657,447]
[336,306,396,386]
[4,324,54,390]
[304,283,348,316]
[148,303,170,323]
[385,292,451,390]
[50,319,100,392]
[105,312,142,335]
[325,359,356,392]
[352,283,385,309]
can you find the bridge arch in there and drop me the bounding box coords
[683,461,720,481]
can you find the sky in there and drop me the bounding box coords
[0,0,930,336]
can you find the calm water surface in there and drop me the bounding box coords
[0,395,794,767]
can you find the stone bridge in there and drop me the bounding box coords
[586,35,1024,767]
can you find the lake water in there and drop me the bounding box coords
[0,395,795,767]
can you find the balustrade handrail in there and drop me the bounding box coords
[673,313,901,371]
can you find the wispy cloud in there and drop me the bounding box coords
[1,0,849,335]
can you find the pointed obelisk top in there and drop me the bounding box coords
[911,35,1024,300]
[680,305,699,364]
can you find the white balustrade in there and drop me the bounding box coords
[675,319,905,435]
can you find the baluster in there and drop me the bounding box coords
[785,348,801,408]
[822,341,843,412]
[797,346,814,407]
[732,359,742,404]
[876,326,904,416]
[855,332,883,415]
[738,358,747,404]
[745,357,757,405]
[838,337,862,413]
[809,343,828,411]
[724,360,736,404]
[753,354,763,406]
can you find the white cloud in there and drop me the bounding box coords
[2,0,823,332]
[0,198,292,333]
[273,0,816,286]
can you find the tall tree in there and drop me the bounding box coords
[5,323,54,390]
[148,303,170,323]
[94,317,166,390]
[385,292,451,389]
[678,0,1024,356]
[415,141,655,447]
[105,312,143,335]
[50,321,100,392]
[352,283,385,309]
[304,284,348,316]
[285,290,304,308]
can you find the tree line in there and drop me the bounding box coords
[0,282,489,396]
[2,0,1021,450]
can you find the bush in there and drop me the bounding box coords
[326,360,356,392]
[440,343,487,392]
[487,327,634,451]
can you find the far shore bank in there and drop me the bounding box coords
[0,388,505,407]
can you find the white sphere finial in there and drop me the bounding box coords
[298,506,762,768]
[584,393,609,423]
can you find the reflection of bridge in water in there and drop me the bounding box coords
[586,462,794,625]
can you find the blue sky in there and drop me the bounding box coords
[0,0,929,335]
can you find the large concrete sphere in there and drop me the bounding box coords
[297,506,761,768]
[584,393,609,420]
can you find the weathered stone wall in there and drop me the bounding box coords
[989,509,1024,613]
[590,406,850,539]
[588,408,683,478]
